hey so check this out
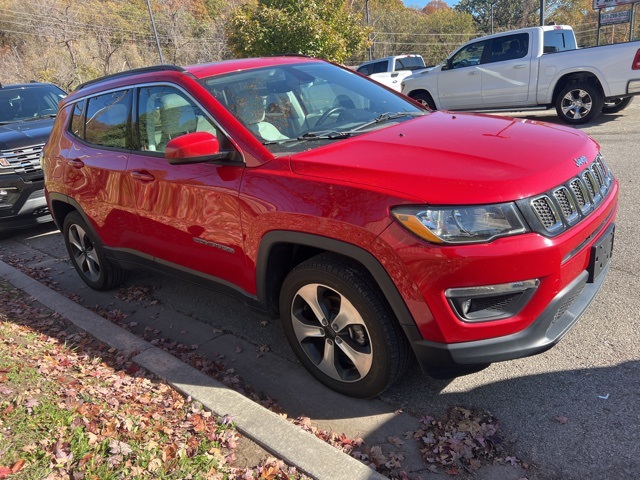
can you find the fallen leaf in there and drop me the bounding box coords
[555,416,568,425]
[11,459,25,473]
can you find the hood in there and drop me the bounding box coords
[289,111,600,205]
[0,118,55,150]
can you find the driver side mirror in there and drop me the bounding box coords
[165,132,232,165]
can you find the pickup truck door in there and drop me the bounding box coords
[481,33,532,105]
[437,40,487,109]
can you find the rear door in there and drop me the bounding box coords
[480,33,532,106]
[63,90,141,248]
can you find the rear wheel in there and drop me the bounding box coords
[555,82,603,124]
[279,254,410,398]
[63,211,127,290]
[602,97,633,114]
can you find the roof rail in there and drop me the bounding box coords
[74,64,186,91]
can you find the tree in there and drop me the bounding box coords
[227,0,370,63]
[423,0,449,15]
[455,0,541,33]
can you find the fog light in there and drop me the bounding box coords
[0,187,19,206]
[445,279,540,322]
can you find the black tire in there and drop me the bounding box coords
[409,91,436,110]
[555,82,603,124]
[63,211,127,291]
[602,97,633,114]
[279,253,410,398]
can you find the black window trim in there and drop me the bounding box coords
[64,82,244,164]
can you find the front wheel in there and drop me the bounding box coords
[555,82,603,124]
[602,97,633,114]
[409,91,436,110]
[63,211,127,290]
[279,254,410,398]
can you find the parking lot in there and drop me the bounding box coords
[2,102,639,479]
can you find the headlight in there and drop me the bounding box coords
[392,203,528,244]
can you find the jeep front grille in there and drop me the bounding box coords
[0,144,44,175]
[517,154,615,237]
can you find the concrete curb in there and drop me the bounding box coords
[0,259,387,480]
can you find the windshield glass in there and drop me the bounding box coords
[0,85,66,124]
[200,62,424,153]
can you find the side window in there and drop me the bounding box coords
[356,65,371,76]
[486,34,529,64]
[544,31,577,53]
[85,90,132,149]
[371,61,388,74]
[137,85,219,153]
[450,41,487,68]
[69,99,86,140]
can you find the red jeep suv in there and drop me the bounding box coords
[43,57,618,397]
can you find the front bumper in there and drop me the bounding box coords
[410,255,610,369]
[0,173,52,234]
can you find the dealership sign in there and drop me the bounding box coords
[593,0,636,7]
[601,10,631,23]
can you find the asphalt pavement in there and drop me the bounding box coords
[1,102,639,479]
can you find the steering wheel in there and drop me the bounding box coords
[315,106,346,127]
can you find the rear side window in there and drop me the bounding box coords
[486,33,529,63]
[356,64,371,75]
[544,30,577,53]
[370,61,388,74]
[85,90,132,149]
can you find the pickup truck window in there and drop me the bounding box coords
[486,33,529,63]
[544,30,577,53]
[396,57,426,71]
[451,41,487,68]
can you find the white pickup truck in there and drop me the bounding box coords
[356,54,426,91]
[401,25,640,124]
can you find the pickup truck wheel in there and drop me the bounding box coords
[409,91,436,110]
[602,97,633,114]
[63,211,127,291]
[279,254,410,398]
[555,82,603,124]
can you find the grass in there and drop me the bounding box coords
[0,280,305,479]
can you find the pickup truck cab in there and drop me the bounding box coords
[402,25,640,124]
[356,54,426,91]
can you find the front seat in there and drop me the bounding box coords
[233,90,288,142]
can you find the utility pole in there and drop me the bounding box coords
[540,0,545,26]
[146,0,165,64]
[491,2,495,34]
[366,0,372,61]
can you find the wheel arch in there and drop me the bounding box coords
[551,71,605,105]
[406,88,437,110]
[256,231,423,342]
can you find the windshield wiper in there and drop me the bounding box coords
[262,130,357,145]
[20,114,57,122]
[351,111,427,132]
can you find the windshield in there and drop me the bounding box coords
[200,62,424,153]
[0,85,66,124]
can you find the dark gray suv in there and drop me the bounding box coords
[0,82,66,237]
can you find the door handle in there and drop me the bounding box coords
[68,158,84,168]
[513,64,526,69]
[130,171,155,182]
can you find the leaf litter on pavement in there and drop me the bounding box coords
[0,256,531,479]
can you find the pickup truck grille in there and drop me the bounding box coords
[0,144,44,175]
[517,154,614,236]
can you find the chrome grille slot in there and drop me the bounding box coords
[553,187,579,224]
[531,196,563,233]
[569,179,591,214]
